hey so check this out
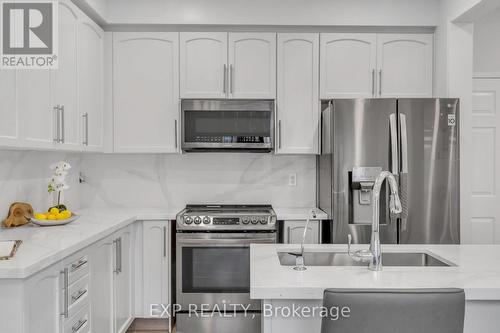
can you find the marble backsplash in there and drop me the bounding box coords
[0,150,81,218]
[79,153,317,209]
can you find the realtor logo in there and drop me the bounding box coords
[1,0,58,69]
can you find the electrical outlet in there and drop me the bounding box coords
[288,173,297,186]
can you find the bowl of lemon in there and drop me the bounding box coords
[31,207,79,227]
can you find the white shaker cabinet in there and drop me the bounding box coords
[228,33,276,99]
[283,220,321,244]
[0,70,18,147]
[320,33,377,98]
[113,32,180,153]
[180,32,227,98]
[276,33,320,154]
[51,0,80,150]
[377,34,433,97]
[78,17,104,151]
[141,221,171,319]
[23,262,63,333]
[114,226,134,333]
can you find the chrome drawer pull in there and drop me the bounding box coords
[71,289,87,302]
[71,259,87,271]
[72,319,87,333]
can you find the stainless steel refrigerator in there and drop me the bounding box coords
[318,98,460,244]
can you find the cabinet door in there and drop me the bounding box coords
[180,32,227,98]
[114,32,180,153]
[18,69,55,148]
[228,33,276,99]
[114,227,133,333]
[320,33,377,98]
[78,19,104,151]
[24,262,63,333]
[90,236,114,333]
[142,221,169,318]
[276,33,320,154]
[283,220,320,244]
[51,0,80,150]
[377,34,433,97]
[0,70,19,147]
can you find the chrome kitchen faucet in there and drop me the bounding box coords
[348,171,402,271]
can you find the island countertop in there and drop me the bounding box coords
[250,243,500,301]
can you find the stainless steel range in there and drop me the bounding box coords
[175,205,277,333]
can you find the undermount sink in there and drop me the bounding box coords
[278,251,453,267]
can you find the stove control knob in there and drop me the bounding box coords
[194,216,202,224]
[251,219,258,224]
[203,217,210,224]
[260,219,267,224]
[185,217,193,224]
[242,218,249,224]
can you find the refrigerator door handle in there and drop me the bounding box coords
[399,113,409,230]
[389,113,399,175]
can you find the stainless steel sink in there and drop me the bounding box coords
[278,251,453,267]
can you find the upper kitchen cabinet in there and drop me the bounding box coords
[113,32,180,153]
[180,32,227,98]
[376,34,433,97]
[320,33,377,98]
[0,70,18,147]
[50,0,80,150]
[78,17,104,152]
[180,32,276,99]
[228,33,276,99]
[276,33,320,154]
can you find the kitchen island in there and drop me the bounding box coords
[250,244,500,333]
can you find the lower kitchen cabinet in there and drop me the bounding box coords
[141,221,171,318]
[90,225,134,333]
[283,220,321,244]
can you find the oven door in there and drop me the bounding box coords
[176,232,276,311]
[181,99,274,151]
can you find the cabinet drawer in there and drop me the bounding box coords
[68,275,89,318]
[64,304,90,333]
[67,255,89,284]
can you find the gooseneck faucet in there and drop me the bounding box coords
[348,171,402,271]
[290,209,317,271]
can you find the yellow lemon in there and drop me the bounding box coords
[49,207,60,215]
[62,210,72,218]
[56,213,66,220]
[35,213,47,220]
[47,214,56,220]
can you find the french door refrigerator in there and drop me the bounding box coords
[318,98,460,244]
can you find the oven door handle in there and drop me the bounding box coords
[176,237,276,245]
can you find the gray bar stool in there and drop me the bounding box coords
[321,288,465,333]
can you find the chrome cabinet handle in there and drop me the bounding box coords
[71,258,87,272]
[371,69,375,97]
[163,226,167,257]
[117,237,122,274]
[230,64,234,94]
[72,319,87,333]
[60,268,69,318]
[60,105,65,143]
[223,64,227,94]
[286,226,291,244]
[113,239,119,274]
[174,119,178,149]
[82,113,89,146]
[53,106,60,142]
[378,70,382,96]
[278,120,282,149]
[71,289,87,302]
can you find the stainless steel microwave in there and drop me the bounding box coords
[181,99,275,152]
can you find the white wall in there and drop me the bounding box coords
[0,151,81,218]
[102,0,441,26]
[473,7,500,74]
[78,154,316,209]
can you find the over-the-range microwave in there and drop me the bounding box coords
[181,99,275,152]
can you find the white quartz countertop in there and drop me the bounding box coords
[0,208,181,279]
[0,207,325,279]
[250,244,500,301]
